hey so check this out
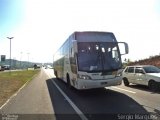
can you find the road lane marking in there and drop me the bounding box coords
[0,78,30,110]
[0,71,40,110]
[46,72,88,120]
[107,86,136,94]
[0,99,10,110]
[45,72,88,120]
[51,80,88,120]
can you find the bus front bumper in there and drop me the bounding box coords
[75,77,122,90]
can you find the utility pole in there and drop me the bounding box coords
[7,37,14,74]
[20,52,23,69]
[27,52,30,68]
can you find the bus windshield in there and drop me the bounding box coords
[77,42,122,72]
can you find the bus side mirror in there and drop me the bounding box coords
[124,42,129,54]
[118,42,129,55]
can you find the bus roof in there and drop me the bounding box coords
[69,31,117,42]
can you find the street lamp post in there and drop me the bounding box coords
[7,37,14,73]
[27,53,30,69]
[20,52,23,69]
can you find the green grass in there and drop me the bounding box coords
[0,70,40,107]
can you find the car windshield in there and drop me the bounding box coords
[77,42,122,72]
[143,66,160,73]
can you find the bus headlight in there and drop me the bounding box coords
[116,73,122,77]
[78,74,92,80]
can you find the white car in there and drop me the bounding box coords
[0,66,4,71]
[122,65,160,91]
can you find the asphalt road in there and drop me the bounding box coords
[0,68,160,120]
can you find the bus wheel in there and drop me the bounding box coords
[123,78,129,86]
[67,74,72,88]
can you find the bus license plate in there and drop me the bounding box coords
[101,82,108,85]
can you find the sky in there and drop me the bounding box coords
[0,0,160,63]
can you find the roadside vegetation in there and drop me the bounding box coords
[124,54,160,68]
[0,70,40,107]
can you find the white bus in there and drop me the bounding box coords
[53,31,128,89]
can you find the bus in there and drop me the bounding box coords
[53,31,128,89]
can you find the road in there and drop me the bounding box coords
[0,68,160,120]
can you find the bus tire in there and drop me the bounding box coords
[67,74,72,88]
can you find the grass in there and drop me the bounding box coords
[0,70,40,107]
